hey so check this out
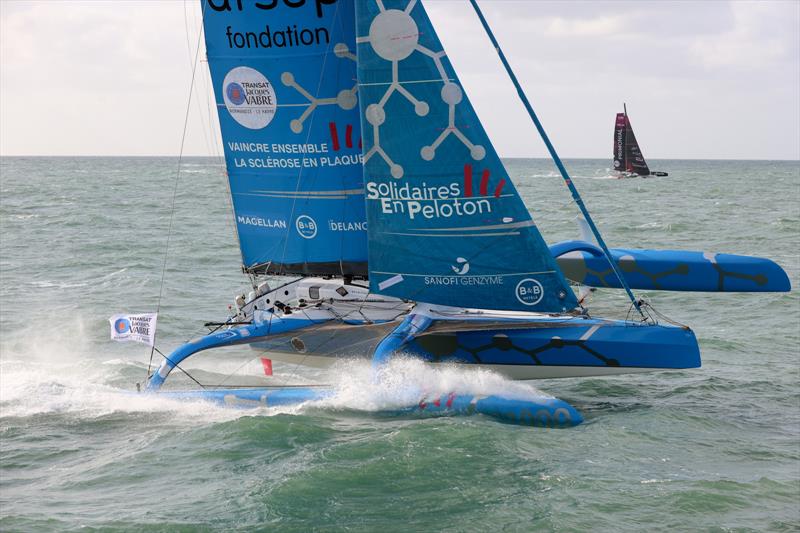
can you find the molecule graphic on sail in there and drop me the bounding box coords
[281,43,359,134]
[357,0,486,179]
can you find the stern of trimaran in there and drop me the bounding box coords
[141,0,788,428]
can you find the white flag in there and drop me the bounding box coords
[109,313,158,346]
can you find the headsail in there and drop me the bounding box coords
[613,106,650,176]
[202,0,368,276]
[355,0,577,312]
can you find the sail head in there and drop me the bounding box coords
[355,0,578,312]
[202,0,367,276]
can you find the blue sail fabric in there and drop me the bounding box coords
[354,0,577,312]
[202,0,367,275]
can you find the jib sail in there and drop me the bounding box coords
[354,0,577,313]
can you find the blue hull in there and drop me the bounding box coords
[248,316,701,378]
[144,314,697,428]
[552,240,791,292]
[155,387,583,428]
[408,318,700,371]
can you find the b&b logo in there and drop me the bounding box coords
[296,215,317,239]
[515,278,544,306]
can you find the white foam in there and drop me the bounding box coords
[0,357,253,424]
[0,321,250,424]
[318,357,552,412]
[0,319,553,421]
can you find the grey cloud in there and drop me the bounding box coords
[1,0,797,159]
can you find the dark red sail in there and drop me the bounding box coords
[613,112,627,172]
[623,114,651,175]
[613,107,651,176]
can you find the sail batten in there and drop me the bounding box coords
[202,0,368,277]
[355,0,577,312]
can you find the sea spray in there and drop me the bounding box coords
[319,357,553,412]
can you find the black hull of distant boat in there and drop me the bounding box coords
[615,170,668,178]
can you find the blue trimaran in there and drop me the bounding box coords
[143,0,790,427]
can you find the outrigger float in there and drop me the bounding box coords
[139,0,789,428]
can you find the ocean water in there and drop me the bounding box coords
[1,156,798,531]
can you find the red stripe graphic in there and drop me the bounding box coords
[329,122,340,151]
[446,392,455,408]
[345,124,353,148]
[480,169,490,196]
[260,357,273,376]
[463,164,473,197]
[494,178,506,198]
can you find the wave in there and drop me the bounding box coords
[0,319,552,422]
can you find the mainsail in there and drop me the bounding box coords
[203,0,368,276]
[355,0,578,312]
[613,106,650,176]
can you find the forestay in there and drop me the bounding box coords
[354,0,577,312]
[203,0,368,276]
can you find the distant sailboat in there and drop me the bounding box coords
[129,0,789,427]
[612,104,668,178]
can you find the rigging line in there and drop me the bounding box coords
[330,7,352,279]
[222,165,244,273]
[468,0,647,321]
[191,11,237,252]
[191,2,223,164]
[188,1,239,269]
[183,0,213,157]
[276,0,341,275]
[198,313,292,389]
[198,383,331,389]
[642,300,688,329]
[152,347,206,389]
[146,0,209,381]
[253,311,341,386]
[209,350,274,389]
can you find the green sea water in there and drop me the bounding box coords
[1,157,798,531]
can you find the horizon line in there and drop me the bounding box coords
[1,154,799,162]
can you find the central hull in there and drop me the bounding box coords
[249,316,701,379]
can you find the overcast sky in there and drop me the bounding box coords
[1,0,798,159]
